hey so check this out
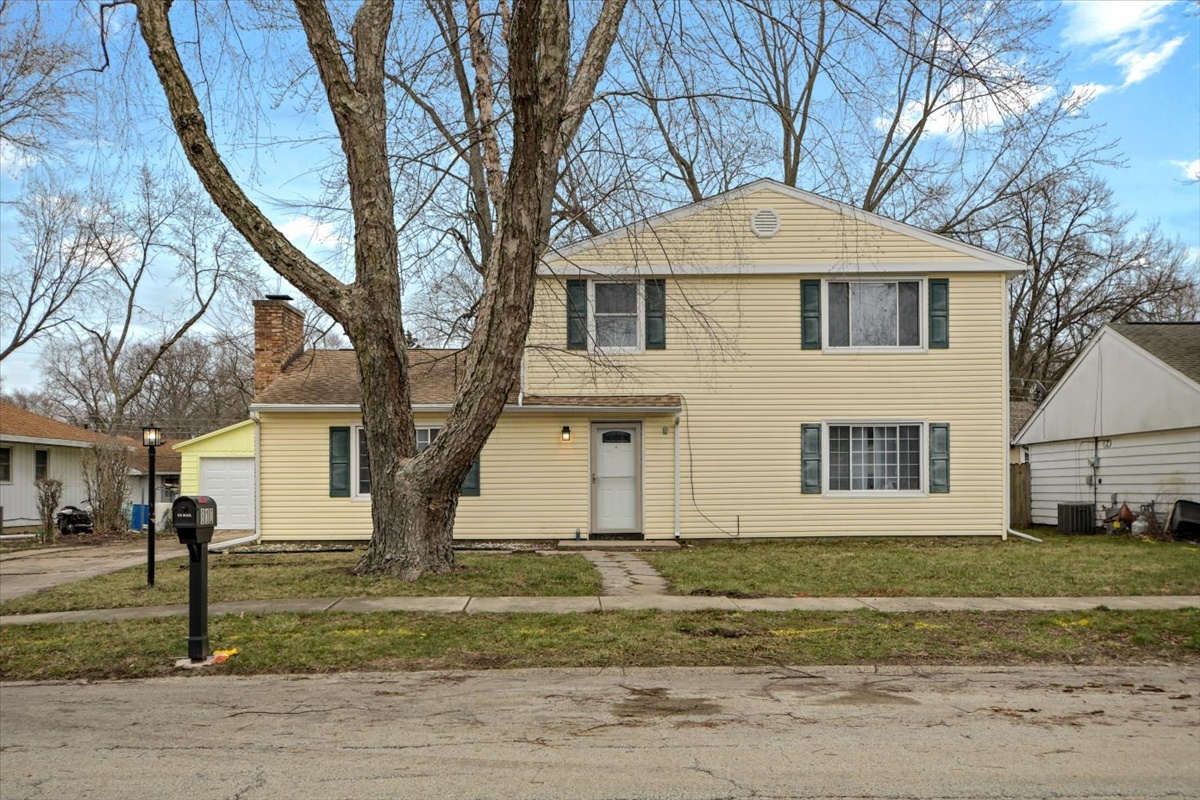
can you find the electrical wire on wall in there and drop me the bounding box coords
[679,394,740,537]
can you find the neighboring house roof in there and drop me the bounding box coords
[0,402,110,448]
[1109,322,1200,385]
[542,178,1028,276]
[1009,400,1039,441]
[250,349,681,411]
[127,439,184,475]
[1014,322,1200,445]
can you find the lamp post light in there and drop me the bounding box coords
[142,425,163,588]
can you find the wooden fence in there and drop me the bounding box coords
[1010,462,1032,529]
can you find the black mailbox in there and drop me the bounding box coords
[173,496,217,545]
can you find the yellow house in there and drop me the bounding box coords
[173,420,256,530]
[250,180,1025,542]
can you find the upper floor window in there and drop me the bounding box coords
[566,278,666,352]
[828,280,922,349]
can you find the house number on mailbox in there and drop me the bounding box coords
[197,508,215,527]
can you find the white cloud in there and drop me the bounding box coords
[1066,82,1115,110]
[278,215,346,250]
[882,83,1054,138]
[1115,35,1187,85]
[1062,0,1173,46]
[0,140,38,178]
[1170,159,1200,181]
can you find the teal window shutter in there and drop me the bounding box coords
[801,423,822,493]
[801,279,821,349]
[329,427,350,497]
[645,279,666,349]
[929,278,949,349]
[461,458,481,497]
[566,279,587,350]
[929,423,950,493]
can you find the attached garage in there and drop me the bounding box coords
[174,420,256,531]
[199,458,255,529]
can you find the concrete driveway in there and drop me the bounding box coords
[0,530,253,602]
[1,665,1196,799]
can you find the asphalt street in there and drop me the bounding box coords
[1,665,1197,799]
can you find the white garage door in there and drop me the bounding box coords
[199,458,255,529]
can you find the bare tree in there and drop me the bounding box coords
[1,172,104,362]
[35,476,62,543]
[972,173,1200,384]
[130,0,626,578]
[0,0,86,159]
[33,166,256,433]
[81,439,130,535]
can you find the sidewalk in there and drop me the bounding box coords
[3,593,1196,626]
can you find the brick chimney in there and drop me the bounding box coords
[253,295,304,396]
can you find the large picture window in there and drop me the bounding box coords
[827,280,921,348]
[353,426,478,497]
[828,423,922,491]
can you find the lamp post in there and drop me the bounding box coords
[142,425,163,588]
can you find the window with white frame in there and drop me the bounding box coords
[0,447,10,482]
[828,423,922,491]
[354,427,440,496]
[591,282,641,350]
[827,280,922,348]
[34,449,48,481]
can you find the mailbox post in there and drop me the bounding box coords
[172,496,216,663]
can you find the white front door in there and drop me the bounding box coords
[198,457,255,529]
[591,423,641,533]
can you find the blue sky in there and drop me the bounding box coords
[1,0,1198,395]
[1051,1,1199,254]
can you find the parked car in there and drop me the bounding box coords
[56,506,93,536]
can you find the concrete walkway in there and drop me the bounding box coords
[3,594,1196,626]
[580,551,670,595]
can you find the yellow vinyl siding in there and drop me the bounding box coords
[546,186,987,269]
[258,411,676,541]
[175,420,255,495]
[525,271,1008,537]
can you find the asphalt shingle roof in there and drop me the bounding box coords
[253,349,682,410]
[1112,323,1200,385]
[0,403,110,445]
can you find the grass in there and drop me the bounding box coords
[1,608,1197,681]
[0,551,602,615]
[643,530,1200,598]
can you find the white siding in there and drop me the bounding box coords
[1017,327,1200,444]
[0,442,89,528]
[1028,428,1200,525]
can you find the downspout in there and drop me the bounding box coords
[518,351,525,406]
[673,413,681,539]
[1008,528,1042,543]
[208,412,262,552]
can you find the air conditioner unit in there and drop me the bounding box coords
[1057,502,1095,534]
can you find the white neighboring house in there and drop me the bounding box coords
[126,439,183,517]
[0,402,110,529]
[1014,323,1200,526]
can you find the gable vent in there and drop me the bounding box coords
[750,207,781,238]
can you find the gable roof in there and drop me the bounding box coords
[542,179,1028,275]
[254,349,468,406]
[1014,322,1200,445]
[174,419,255,450]
[1110,322,1200,385]
[0,402,110,448]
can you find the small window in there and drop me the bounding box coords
[34,450,48,481]
[828,280,921,348]
[354,427,441,496]
[0,447,11,482]
[593,283,640,349]
[828,424,922,492]
[601,431,633,444]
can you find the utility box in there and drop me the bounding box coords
[173,496,217,545]
[1057,502,1095,534]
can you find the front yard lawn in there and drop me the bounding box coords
[2,608,1196,680]
[0,551,601,615]
[643,531,1200,598]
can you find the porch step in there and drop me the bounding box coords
[557,539,680,551]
